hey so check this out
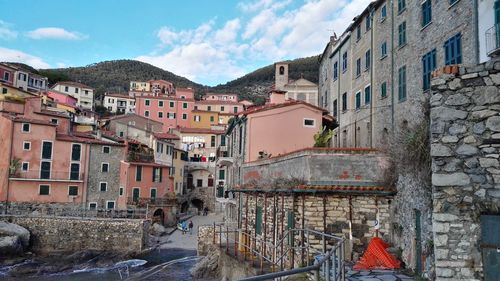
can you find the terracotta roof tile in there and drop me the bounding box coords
[178,127,225,135]
[153,132,180,140]
[54,81,94,89]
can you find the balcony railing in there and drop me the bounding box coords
[10,170,84,181]
[128,151,155,162]
[127,197,176,206]
[486,24,500,57]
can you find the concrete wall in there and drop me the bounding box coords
[0,216,149,254]
[430,60,500,280]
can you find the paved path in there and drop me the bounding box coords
[159,213,223,250]
[347,268,414,281]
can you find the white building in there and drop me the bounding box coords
[478,0,499,63]
[103,93,136,114]
[52,81,94,110]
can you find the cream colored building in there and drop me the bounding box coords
[52,81,94,110]
[274,62,319,106]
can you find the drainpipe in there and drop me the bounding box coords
[4,118,14,214]
[390,0,395,131]
[473,0,479,64]
[82,144,91,208]
[370,7,375,148]
[337,49,342,147]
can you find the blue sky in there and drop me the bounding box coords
[0,0,371,86]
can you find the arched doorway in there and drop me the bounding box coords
[181,201,189,213]
[208,174,214,187]
[187,174,194,189]
[191,198,204,212]
[153,208,165,225]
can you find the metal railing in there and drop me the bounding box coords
[209,223,345,281]
[9,170,84,181]
[127,197,176,206]
[2,204,148,219]
[486,24,500,56]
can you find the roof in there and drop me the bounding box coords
[12,117,58,126]
[135,95,195,102]
[153,132,180,140]
[178,127,225,135]
[123,161,171,168]
[37,109,71,118]
[53,81,94,90]
[148,79,173,84]
[57,133,125,146]
[195,100,243,105]
[238,100,328,116]
[192,109,219,114]
[0,63,18,71]
[206,93,238,96]
[0,83,38,96]
[285,78,317,87]
[107,113,163,125]
[105,93,134,99]
[46,89,78,99]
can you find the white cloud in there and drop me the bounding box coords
[26,27,87,40]
[137,0,376,85]
[0,20,17,40]
[0,47,50,68]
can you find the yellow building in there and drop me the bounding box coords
[190,110,220,129]
[0,83,36,101]
[130,81,150,92]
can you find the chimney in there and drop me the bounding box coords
[269,90,287,104]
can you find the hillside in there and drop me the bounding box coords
[212,55,320,103]
[39,60,204,99]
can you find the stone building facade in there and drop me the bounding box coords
[430,60,500,280]
[87,143,126,210]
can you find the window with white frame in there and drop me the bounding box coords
[103,146,110,154]
[106,201,115,209]
[23,141,31,151]
[22,123,30,133]
[101,163,109,172]
[100,182,107,192]
[303,119,315,127]
[89,202,97,210]
[21,162,29,171]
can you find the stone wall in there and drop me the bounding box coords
[430,59,500,280]
[197,224,217,256]
[0,215,149,254]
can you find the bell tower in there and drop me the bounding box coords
[274,62,289,91]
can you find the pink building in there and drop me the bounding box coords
[149,80,174,95]
[135,96,195,131]
[45,90,78,107]
[0,63,16,86]
[175,88,195,99]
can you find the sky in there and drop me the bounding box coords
[0,0,371,86]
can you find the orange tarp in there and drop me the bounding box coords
[353,237,401,270]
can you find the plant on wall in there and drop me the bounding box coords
[313,126,335,147]
[9,158,21,176]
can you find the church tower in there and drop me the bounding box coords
[274,62,289,90]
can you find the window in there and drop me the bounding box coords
[68,186,78,196]
[449,0,458,5]
[182,113,187,120]
[365,85,371,105]
[220,135,226,146]
[119,187,124,196]
[2,88,6,94]
[444,33,462,65]
[100,182,107,192]
[256,206,263,235]
[22,162,29,171]
[365,50,371,70]
[75,88,79,94]
[342,93,347,111]
[398,66,407,101]
[101,163,109,173]
[168,112,176,119]
[183,102,188,109]
[207,106,212,111]
[40,161,51,179]
[221,106,225,112]
[356,25,361,41]
[103,146,110,154]
[3,72,9,81]
[194,105,198,110]
[304,119,315,127]
[23,141,31,151]
[89,202,97,210]
[194,115,201,122]
[398,22,407,46]
[42,141,52,159]
[64,86,69,92]
[365,14,371,31]
[49,118,58,125]
[22,123,30,132]
[153,167,162,182]
[355,92,361,110]
[381,82,387,99]
[342,52,348,72]
[119,132,124,137]
[145,99,150,106]
[211,135,216,147]
[144,110,150,117]
[356,58,361,77]
[136,166,142,181]
[233,107,238,113]
[70,163,80,180]
[333,61,338,80]
[39,185,50,195]
[71,144,81,161]
[333,99,338,117]
[219,169,225,180]
[170,101,175,108]
[106,201,115,209]
[381,42,387,58]
[422,0,432,27]
[197,179,203,187]
[210,116,215,123]
[158,100,164,107]
[150,188,157,199]
[422,49,437,91]
[381,4,387,19]
[398,0,406,12]
[158,112,163,118]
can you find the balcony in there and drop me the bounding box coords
[128,151,154,162]
[486,24,500,57]
[10,170,84,182]
[127,197,176,206]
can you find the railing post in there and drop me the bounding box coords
[226,225,229,253]
[332,247,337,281]
[213,222,216,244]
[340,240,345,281]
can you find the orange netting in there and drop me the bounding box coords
[353,237,401,270]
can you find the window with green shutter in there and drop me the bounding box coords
[422,0,432,27]
[255,206,263,235]
[398,66,407,101]
[381,82,387,99]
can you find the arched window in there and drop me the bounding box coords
[279,66,285,75]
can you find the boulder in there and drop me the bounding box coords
[0,235,23,255]
[0,221,30,249]
[150,223,167,236]
[190,246,221,278]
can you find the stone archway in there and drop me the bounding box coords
[191,198,204,212]
[153,208,165,225]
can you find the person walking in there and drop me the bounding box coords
[181,220,187,235]
[188,220,194,235]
